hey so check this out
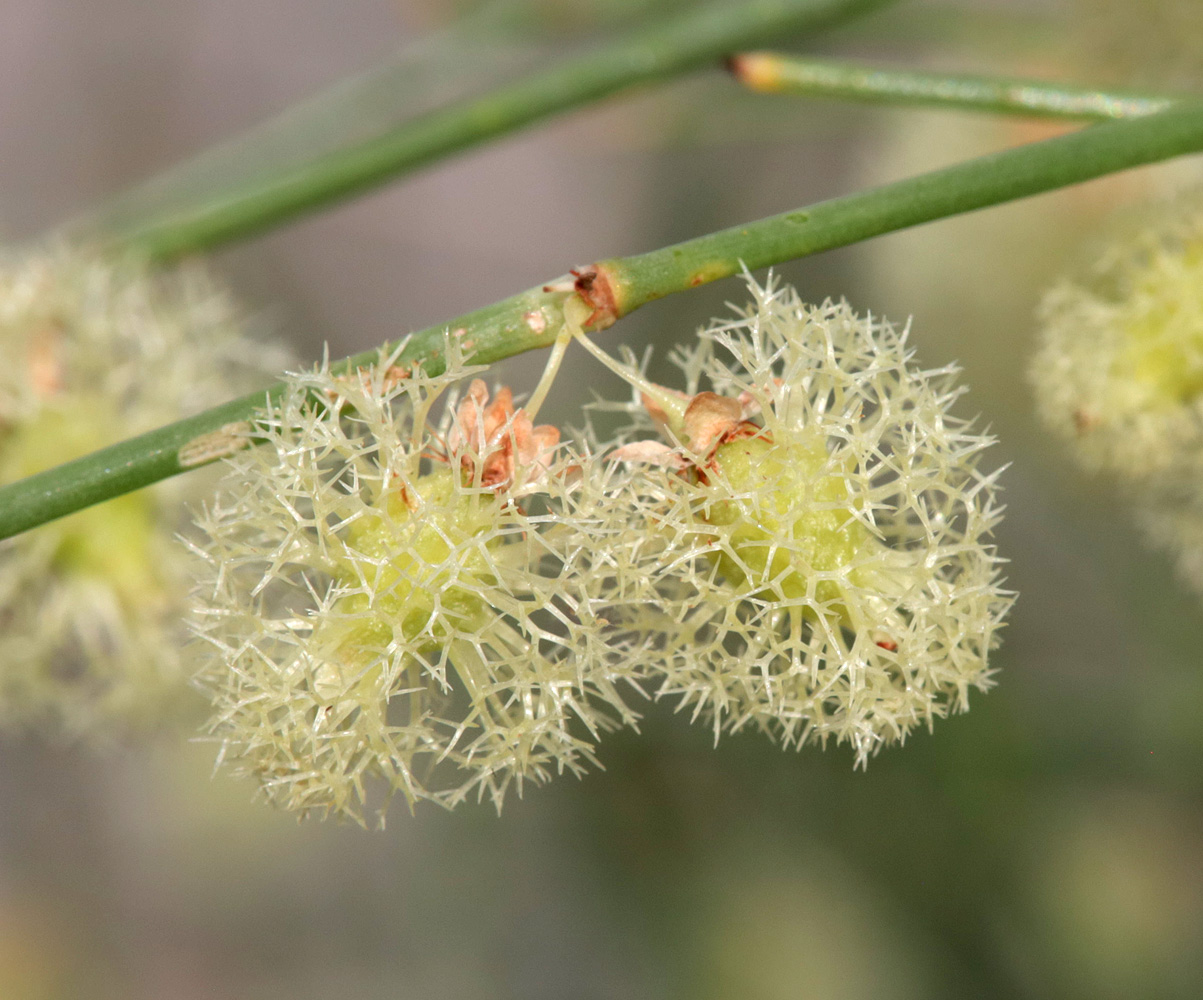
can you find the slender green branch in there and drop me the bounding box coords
[591,101,1203,317]
[87,0,895,260]
[6,102,1203,540]
[71,4,546,245]
[728,51,1177,120]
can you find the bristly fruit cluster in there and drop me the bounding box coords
[586,277,1011,766]
[190,341,643,825]
[191,276,1012,824]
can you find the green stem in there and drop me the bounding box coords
[71,3,546,245]
[727,52,1177,120]
[91,0,895,260]
[6,102,1203,539]
[595,101,1203,316]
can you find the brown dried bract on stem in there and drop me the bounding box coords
[571,263,621,331]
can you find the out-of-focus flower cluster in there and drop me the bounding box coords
[0,246,284,738]
[1070,0,1203,88]
[1031,196,1203,590]
[191,277,1011,823]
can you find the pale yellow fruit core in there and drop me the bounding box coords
[702,435,876,608]
[314,468,501,687]
[1120,241,1203,405]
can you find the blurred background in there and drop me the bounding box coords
[2,0,1203,997]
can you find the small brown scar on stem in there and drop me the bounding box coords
[522,310,547,335]
[687,261,732,288]
[324,363,414,403]
[178,421,253,467]
[356,363,413,389]
[381,364,413,389]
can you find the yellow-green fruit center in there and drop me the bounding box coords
[316,469,501,679]
[0,396,160,610]
[1120,242,1203,405]
[702,435,876,608]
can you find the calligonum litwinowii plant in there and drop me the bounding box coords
[579,276,1012,765]
[0,245,284,739]
[189,341,642,826]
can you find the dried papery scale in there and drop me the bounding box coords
[581,276,1011,765]
[0,245,285,738]
[191,342,643,825]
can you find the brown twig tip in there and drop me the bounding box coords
[571,263,621,330]
[727,51,783,93]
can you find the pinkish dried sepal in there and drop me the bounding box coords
[609,440,688,470]
[446,378,562,491]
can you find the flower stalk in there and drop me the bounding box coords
[727,52,1176,120]
[6,100,1203,540]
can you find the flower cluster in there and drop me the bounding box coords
[1032,206,1203,482]
[190,344,641,824]
[1031,196,1203,589]
[590,278,1011,765]
[192,276,1011,821]
[0,245,283,738]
